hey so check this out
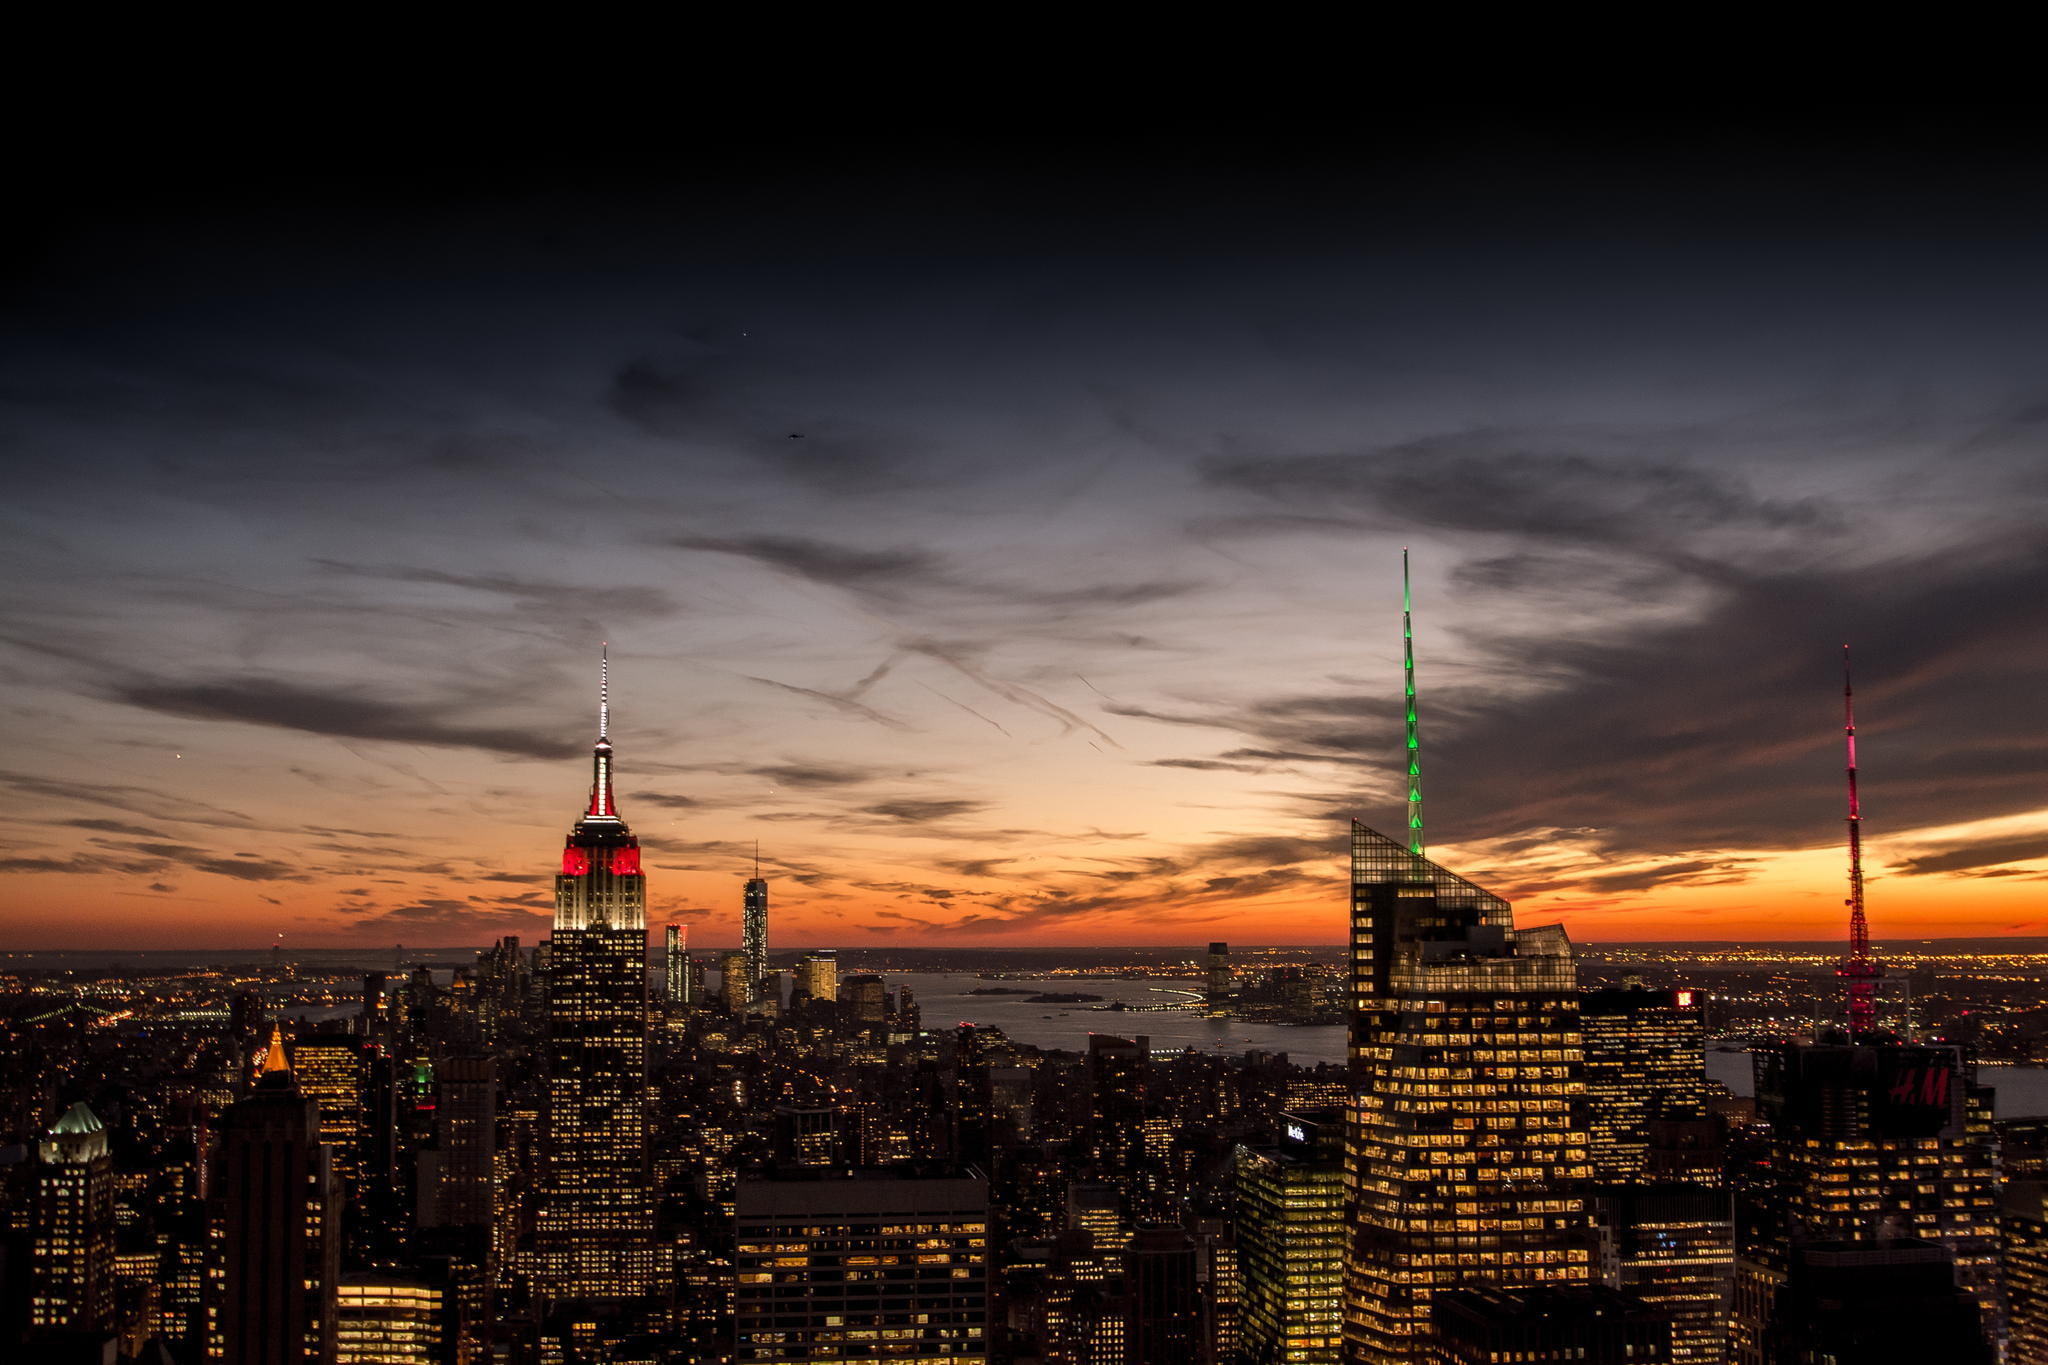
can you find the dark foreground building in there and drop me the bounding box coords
[733,1167,990,1363]
[205,1030,341,1365]
[1764,1239,1992,1364]
[1432,1284,1672,1365]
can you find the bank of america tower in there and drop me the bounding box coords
[533,649,657,1300]
[1342,557,1594,1363]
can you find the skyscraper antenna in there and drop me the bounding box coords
[599,643,610,741]
[754,839,760,879]
[1836,645,1882,1035]
[1403,549,1424,859]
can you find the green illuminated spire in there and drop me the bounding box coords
[1403,548,1424,859]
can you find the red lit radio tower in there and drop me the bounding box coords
[1836,646,1883,1035]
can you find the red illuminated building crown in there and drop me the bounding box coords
[562,645,642,879]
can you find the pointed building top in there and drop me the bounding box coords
[262,1025,290,1077]
[584,645,621,822]
[1402,549,1425,860]
[50,1100,103,1137]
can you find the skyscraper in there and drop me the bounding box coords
[743,855,769,987]
[665,922,690,1007]
[1581,987,1710,1183]
[292,1036,368,1196]
[206,1029,341,1365]
[1087,1034,1151,1210]
[533,649,656,1301]
[1206,942,1232,1003]
[734,1168,989,1363]
[1235,1112,1345,1365]
[720,949,755,1014]
[1342,554,1593,1364]
[2004,1181,2048,1365]
[1734,1039,2001,1360]
[421,1054,495,1231]
[31,1101,115,1336]
[335,1276,444,1364]
[797,949,838,1005]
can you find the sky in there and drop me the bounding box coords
[3,106,2046,950]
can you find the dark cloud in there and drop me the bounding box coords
[635,792,701,808]
[95,839,311,883]
[675,535,947,590]
[1196,532,2048,867]
[64,818,168,836]
[312,560,676,620]
[0,769,261,830]
[749,763,884,788]
[672,535,1199,619]
[935,857,1011,877]
[1149,758,1268,772]
[1891,835,2048,877]
[1194,834,1336,867]
[851,880,965,906]
[350,896,551,940]
[108,678,576,759]
[1203,436,1834,548]
[859,799,989,823]
[1575,859,1758,894]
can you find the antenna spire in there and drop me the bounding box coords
[1836,645,1882,1035]
[1403,549,1425,861]
[584,645,619,821]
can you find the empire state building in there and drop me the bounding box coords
[533,651,657,1300]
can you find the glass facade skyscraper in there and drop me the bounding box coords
[1342,821,1593,1364]
[743,875,769,987]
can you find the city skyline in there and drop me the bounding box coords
[5,121,2048,951]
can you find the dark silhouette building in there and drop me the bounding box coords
[1764,1240,1992,1364]
[1086,1035,1149,1209]
[1432,1285,1671,1365]
[205,1029,341,1364]
[1733,1039,2000,1361]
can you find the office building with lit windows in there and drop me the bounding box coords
[1594,1184,1733,1364]
[665,922,690,1007]
[1206,942,1233,1002]
[336,1276,444,1364]
[733,1168,989,1363]
[1732,1039,2001,1363]
[798,950,839,1007]
[1580,986,1710,1183]
[722,950,756,1014]
[1340,821,1594,1365]
[2005,1181,2048,1365]
[533,662,657,1301]
[1235,1111,1344,1365]
[30,1102,115,1336]
[291,1036,367,1197]
[743,872,770,986]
